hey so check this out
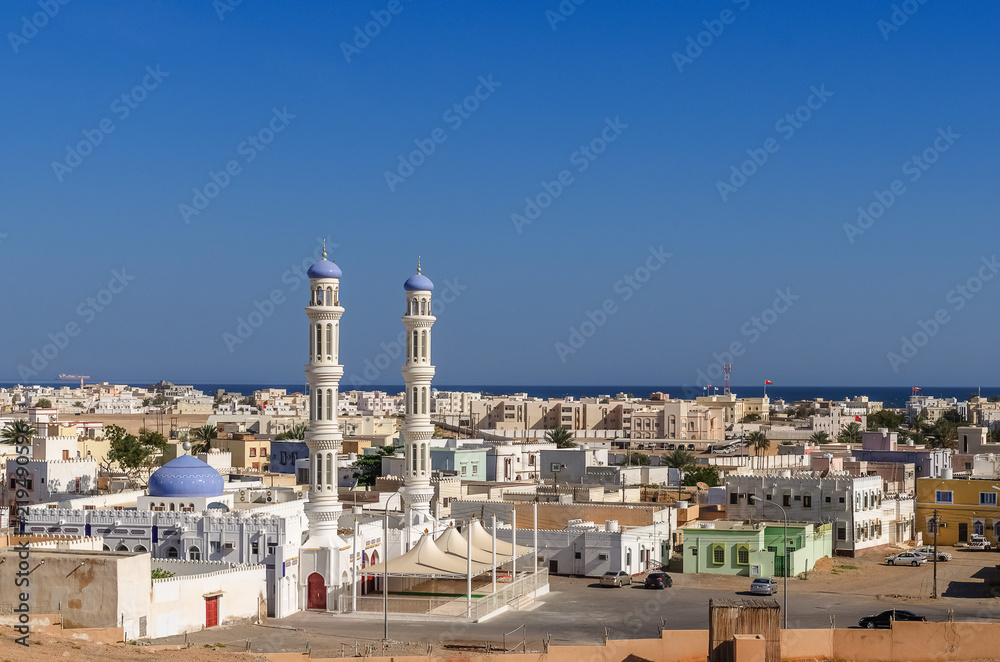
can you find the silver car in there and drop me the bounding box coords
[885,551,927,566]
[750,577,777,595]
[600,570,632,587]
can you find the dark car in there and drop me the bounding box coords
[858,609,927,629]
[644,572,672,589]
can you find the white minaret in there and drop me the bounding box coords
[303,242,344,545]
[400,258,436,520]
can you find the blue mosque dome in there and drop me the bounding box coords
[148,455,224,498]
[404,258,433,291]
[308,240,342,279]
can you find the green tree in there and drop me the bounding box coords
[740,413,761,424]
[276,422,309,441]
[190,424,217,454]
[151,568,175,579]
[107,425,167,489]
[545,426,576,448]
[746,431,770,469]
[808,431,831,445]
[1,419,36,446]
[72,401,85,409]
[35,398,52,409]
[681,466,721,487]
[623,451,650,466]
[353,446,401,487]
[910,431,928,446]
[940,409,966,425]
[868,409,903,431]
[663,448,696,471]
[838,422,863,445]
[929,418,958,449]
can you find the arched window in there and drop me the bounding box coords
[420,443,426,472]
[420,300,425,315]
[406,332,411,364]
[421,330,427,360]
[134,545,147,553]
[412,331,419,360]
[189,546,201,561]
[166,546,178,559]
[315,323,322,360]
[309,324,314,361]
[326,324,333,357]
[422,388,427,414]
[975,521,985,536]
[412,387,418,414]
[326,390,333,420]
[116,544,128,552]
[315,453,322,488]
[169,502,175,511]
[325,453,332,488]
[412,445,417,472]
[326,286,333,305]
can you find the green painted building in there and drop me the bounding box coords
[681,520,831,577]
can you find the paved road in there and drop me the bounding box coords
[269,576,1000,648]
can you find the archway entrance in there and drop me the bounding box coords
[307,572,326,610]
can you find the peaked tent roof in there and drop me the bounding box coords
[363,532,493,578]
[467,518,533,560]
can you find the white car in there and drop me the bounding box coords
[914,546,952,561]
[968,535,992,550]
[885,551,927,566]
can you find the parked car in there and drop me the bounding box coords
[750,578,777,595]
[644,572,672,589]
[968,534,993,550]
[913,546,953,561]
[600,570,632,587]
[885,551,927,566]
[858,609,927,629]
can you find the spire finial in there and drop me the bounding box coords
[417,255,421,274]
[322,238,327,260]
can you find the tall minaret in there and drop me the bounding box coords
[400,258,435,519]
[303,242,344,545]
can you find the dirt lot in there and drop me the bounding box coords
[0,628,268,662]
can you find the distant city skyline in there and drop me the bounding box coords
[3,2,997,387]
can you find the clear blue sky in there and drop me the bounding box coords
[2,1,997,387]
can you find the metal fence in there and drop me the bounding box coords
[338,569,548,621]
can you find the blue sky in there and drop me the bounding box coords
[1,1,997,388]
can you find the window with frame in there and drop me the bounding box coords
[936,491,953,504]
[730,493,739,505]
[782,494,791,507]
[250,448,256,457]
[803,495,812,508]
[980,492,997,506]
[737,544,750,565]
[711,544,725,565]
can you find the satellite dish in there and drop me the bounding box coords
[696,482,710,490]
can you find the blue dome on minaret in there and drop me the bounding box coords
[308,240,342,279]
[404,258,433,291]
[148,455,224,498]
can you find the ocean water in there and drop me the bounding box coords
[7,383,999,409]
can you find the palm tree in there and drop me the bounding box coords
[745,431,770,469]
[664,448,696,471]
[838,422,863,445]
[189,424,217,454]
[545,426,576,448]
[808,431,831,445]
[1,420,35,446]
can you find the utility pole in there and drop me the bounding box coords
[932,509,939,599]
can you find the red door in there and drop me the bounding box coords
[205,596,219,627]
[307,572,326,610]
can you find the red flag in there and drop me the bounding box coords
[765,380,773,385]
[855,416,861,422]
[912,387,920,392]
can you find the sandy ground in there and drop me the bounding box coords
[0,628,268,662]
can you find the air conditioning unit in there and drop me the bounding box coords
[266,490,274,503]
[239,490,247,502]
[223,541,234,549]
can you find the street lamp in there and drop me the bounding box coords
[383,492,404,642]
[750,495,788,629]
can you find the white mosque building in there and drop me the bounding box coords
[20,248,541,622]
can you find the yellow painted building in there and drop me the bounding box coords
[915,477,1000,545]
